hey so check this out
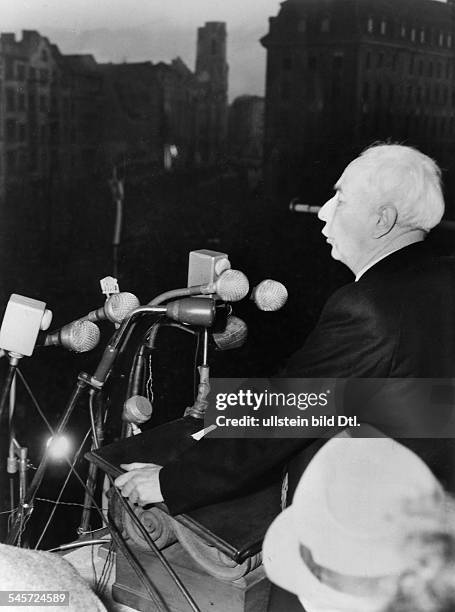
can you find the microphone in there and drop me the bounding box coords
[39,320,100,353]
[148,269,249,306]
[165,297,216,327]
[212,315,248,350]
[198,269,250,302]
[0,294,53,357]
[122,395,152,424]
[80,292,140,324]
[251,280,288,311]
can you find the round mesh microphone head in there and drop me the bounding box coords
[106,292,140,323]
[65,320,100,352]
[215,269,250,302]
[123,395,153,424]
[252,279,288,311]
[213,315,248,350]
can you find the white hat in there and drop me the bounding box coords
[263,426,443,612]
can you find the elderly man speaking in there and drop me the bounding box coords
[115,143,454,522]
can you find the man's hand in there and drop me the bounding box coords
[114,462,164,505]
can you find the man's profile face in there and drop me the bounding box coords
[318,158,377,274]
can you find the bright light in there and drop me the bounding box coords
[46,435,71,460]
[169,145,178,158]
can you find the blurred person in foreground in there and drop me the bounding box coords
[0,542,106,611]
[263,425,455,612]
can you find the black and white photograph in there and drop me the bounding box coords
[0,1,455,611]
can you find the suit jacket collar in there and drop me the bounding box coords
[358,240,433,283]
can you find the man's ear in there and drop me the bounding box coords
[373,205,398,238]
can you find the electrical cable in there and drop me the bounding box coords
[16,368,54,435]
[88,391,99,449]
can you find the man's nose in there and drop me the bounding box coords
[318,195,337,222]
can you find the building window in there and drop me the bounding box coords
[380,20,387,35]
[392,53,398,71]
[39,95,47,111]
[5,58,14,80]
[416,87,422,103]
[428,62,433,78]
[419,59,424,76]
[17,93,25,111]
[420,29,425,44]
[437,62,442,78]
[40,69,48,83]
[447,61,451,79]
[17,63,26,81]
[308,56,317,71]
[333,55,344,72]
[377,53,384,68]
[365,52,371,70]
[439,32,444,47]
[409,55,414,75]
[18,124,26,142]
[389,84,394,103]
[7,151,16,172]
[29,67,36,80]
[448,34,453,48]
[6,118,16,142]
[400,24,406,38]
[298,19,306,32]
[410,28,416,42]
[321,17,330,33]
[211,39,217,55]
[41,48,48,61]
[376,83,382,102]
[367,17,374,34]
[6,88,15,111]
[282,57,292,70]
[362,82,370,101]
[28,94,36,110]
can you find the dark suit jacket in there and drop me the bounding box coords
[160,241,455,515]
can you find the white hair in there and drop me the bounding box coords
[358,144,445,232]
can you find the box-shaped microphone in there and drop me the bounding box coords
[187,249,231,288]
[0,294,48,356]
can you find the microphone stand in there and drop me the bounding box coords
[77,389,105,535]
[0,352,23,425]
[7,374,30,546]
[185,329,211,419]
[6,372,93,546]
